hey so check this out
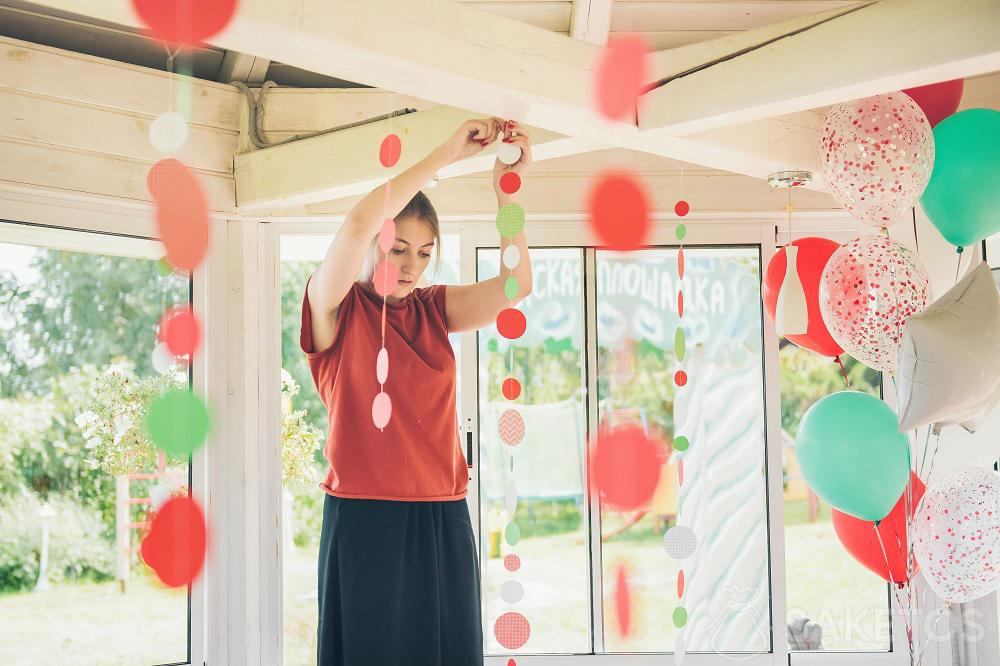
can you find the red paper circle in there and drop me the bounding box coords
[678,247,685,279]
[140,495,207,587]
[504,554,522,572]
[902,79,964,128]
[678,291,684,317]
[762,237,845,358]
[587,171,650,251]
[677,569,685,598]
[674,200,690,217]
[674,370,688,387]
[497,308,527,340]
[380,134,402,168]
[373,260,400,296]
[590,424,663,510]
[132,0,237,47]
[500,172,522,195]
[594,36,649,122]
[678,458,684,487]
[148,159,210,271]
[615,565,631,637]
[163,308,202,356]
[502,377,522,400]
[494,612,531,650]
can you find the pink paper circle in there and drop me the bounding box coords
[373,260,400,297]
[380,134,402,168]
[494,612,531,650]
[594,36,649,122]
[378,218,396,253]
[499,409,526,447]
[372,391,392,429]
[376,347,389,385]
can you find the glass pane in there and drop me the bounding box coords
[0,236,190,665]
[279,232,462,666]
[780,343,889,651]
[595,247,771,655]
[477,247,591,656]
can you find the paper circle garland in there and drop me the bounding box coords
[376,347,389,385]
[500,171,521,194]
[587,172,650,251]
[663,525,697,560]
[379,134,402,168]
[913,468,1000,603]
[371,391,392,429]
[149,111,189,153]
[819,234,930,372]
[817,92,935,227]
[372,260,400,297]
[499,409,526,446]
[496,204,526,239]
[146,389,210,457]
[497,308,527,340]
[497,142,522,166]
[502,245,521,269]
[494,612,531,650]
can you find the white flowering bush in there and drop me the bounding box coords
[280,369,322,489]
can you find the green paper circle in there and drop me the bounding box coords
[673,606,688,628]
[673,435,689,452]
[674,326,686,361]
[675,224,687,241]
[146,389,210,457]
[156,257,173,277]
[496,204,526,239]
[505,521,521,546]
[504,276,520,300]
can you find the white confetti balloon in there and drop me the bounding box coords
[913,468,1000,603]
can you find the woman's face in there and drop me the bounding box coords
[382,216,435,299]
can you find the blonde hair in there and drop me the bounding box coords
[360,191,442,282]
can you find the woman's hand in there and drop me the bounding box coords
[441,117,505,164]
[494,121,532,202]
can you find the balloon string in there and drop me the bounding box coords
[911,208,920,255]
[834,355,850,387]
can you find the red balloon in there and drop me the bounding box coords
[132,0,238,47]
[762,237,844,357]
[497,308,527,340]
[832,472,925,584]
[587,171,650,251]
[903,79,964,128]
[141,495,207,587]
[594,36,649,121]
[590,424,663,510]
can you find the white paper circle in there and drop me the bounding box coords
[663,525,697,560]
[150,484,171,512]
[502,245,521,270]
[376,347,389,384]
[504,481,518,516]
[149,111,189,153]
[497,142,522,166]
[500,580,525,604]
[152,342,175,374]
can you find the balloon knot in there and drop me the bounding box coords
[872,520,881,528]
[956,246,964,254]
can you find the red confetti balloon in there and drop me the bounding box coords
[379,134,402,168]
[903,79,964,128]
[147,159,210,271]
[594,36,649,121]
[502,377,522,400]
[674,200,690,217]
[615,565,631,637]
[494,612,531,650]
[587,171,650,251]
[372,260,400,297]
[132,0,238,47]
[674,370,688,387]
[162,308,201,356]
[499,172,521,195]
[497,308,527,340]
[140,495,207,587]
[590,424,662,510]
[677,569,685,598]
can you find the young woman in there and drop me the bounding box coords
[300,117,533,665]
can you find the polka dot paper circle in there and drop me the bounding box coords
[499,409,526,446]
[496,204,526,239]
[494,612,531,650]
[663,525,697,560]
[504,554,522,572]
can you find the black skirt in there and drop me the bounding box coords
[317,494,484,666]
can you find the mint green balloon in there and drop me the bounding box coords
[146,389,210,457]
[504,276,519,300]
[795,391,909,521]
[920,109,1000,248]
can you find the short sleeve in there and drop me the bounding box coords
[300,277,354,358]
